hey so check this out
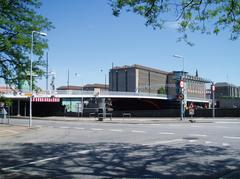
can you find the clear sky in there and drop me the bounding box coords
[34,0,240,89]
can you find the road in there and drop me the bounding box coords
[0,118,240,178]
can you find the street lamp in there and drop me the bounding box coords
[75,73,83,117]
[100,69,107,90]
[173,54,184,72]
[29,31,47,127]
[173,54,185,120]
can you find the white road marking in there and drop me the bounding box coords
[109,129,123,132]
[205,141,213,144]
[131,130,146,133]
[91,128,104,131]
[188,134,207,137]
[188,140,198,143]
[59,126,70,129]
[143,139,183,146]
[159,132,175,135]
[222,143,230,146]
[223,136,240,140]
[215,122,240,124]
[1,150,91,171]
[191,125,202,128]
[73,127,85,130]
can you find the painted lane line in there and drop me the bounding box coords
[222,143,230,146]
[205,141,214,144]
[73,127,85,130]
[159,132,175,135]
[188,134,207,137]
[215,122,240,124]
[143,139,183,146]
[188,140,198,143]
[223,136,240,140]
[59,126,70,129]
[131,130,146,133]
[91,128,104,131]
[109,129,123,132]
[2,150,91,171]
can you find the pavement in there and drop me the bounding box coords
[0,124,32,137]
[9,115,240,124]
[1,116,240,178]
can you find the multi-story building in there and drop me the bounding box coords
[215,82,240,98]
[109,64,211,102]
[167,71,210,100]
[109,64,168,94]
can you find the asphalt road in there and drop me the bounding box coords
[0,118,240,178]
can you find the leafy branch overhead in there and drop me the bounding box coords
[0,0,53,88]
[110,0,240,44]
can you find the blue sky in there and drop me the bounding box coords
[34,0,240,88]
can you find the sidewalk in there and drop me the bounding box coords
[0,124,31,137]
[10,115,240,124]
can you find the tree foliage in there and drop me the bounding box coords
[110,0,240,44]
[0,0,53,89]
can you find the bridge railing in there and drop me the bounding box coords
[2,90,211,102]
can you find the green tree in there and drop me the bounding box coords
[110,0,240,45]
[0,0,53,89]
[157,87,166,94]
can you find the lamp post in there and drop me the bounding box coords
[100,69,107,90]
[173,54,185,120]
[173,54,184,72]
[212,83,215,118]
[75,73,83,117]
[29,31,47,127]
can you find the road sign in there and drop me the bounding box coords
[212,85,215,92]
[178,93,184,100]
[180,80,184,88]
[189,108,194,116]
[24,93,33,97]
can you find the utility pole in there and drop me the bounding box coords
[212,83,215,118]
[46,52,49,92]
[67,68,70,90]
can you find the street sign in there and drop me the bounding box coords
[212,85,215,92]
[178,93,184,100]
[24,93,33,97]
[189,108,194,116]
[180,80,184,88]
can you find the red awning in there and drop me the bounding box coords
[32,97,60,103]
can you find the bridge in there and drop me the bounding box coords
[2,90,211,103]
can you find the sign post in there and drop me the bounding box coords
[212,83,215,118]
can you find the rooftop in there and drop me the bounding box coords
[112,64,169,75]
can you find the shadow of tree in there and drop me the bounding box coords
[0,142,240,178]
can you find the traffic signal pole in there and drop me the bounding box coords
[212,83,215,118]
[179,78,184,120]
[180,97,184,120]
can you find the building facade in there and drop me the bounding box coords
[109,64,168,94]
[215,82,240,98]
[109,64,211,106]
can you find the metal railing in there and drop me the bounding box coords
[2,90,211,102]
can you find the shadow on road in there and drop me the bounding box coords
[0,142,239,178]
